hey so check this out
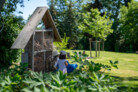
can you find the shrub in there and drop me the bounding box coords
[0,52,120,92]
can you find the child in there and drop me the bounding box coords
[53,50,59,69]
[55,51,68,74]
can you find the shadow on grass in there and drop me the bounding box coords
[112,76,138,81]
[112,75,138,91]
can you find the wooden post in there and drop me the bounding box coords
[98,41,100,57]
[77,52,79,57]
[89,38,92,57]
[42,30,46,72]
[102,41,104,51]
[82,51,85,55]
[51,29,54,71]
[95,40,97,57]
[32,32,35,71]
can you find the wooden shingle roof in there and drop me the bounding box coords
[11,7,62,49]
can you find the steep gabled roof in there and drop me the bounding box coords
[11,7,62,49]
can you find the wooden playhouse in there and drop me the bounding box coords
[11,7,62,72]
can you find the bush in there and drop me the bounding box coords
[0,52,121,92]
[0,15,24,69]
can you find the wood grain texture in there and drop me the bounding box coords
[42,10,62,42]
[45,51,53,72]
[11,7,61,49]
[11,7,48,49]
[34,52,45,72]
[35,28,53,32]
[25,36,33,69]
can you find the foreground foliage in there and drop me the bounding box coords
[1,52,136,92]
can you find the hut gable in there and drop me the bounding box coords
[11,7,61,49]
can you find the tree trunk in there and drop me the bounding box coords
[89,38,92,57]
[102,41,104,51]
[95,40,97,57]
[98,42,100,57]
[0,0,6,11]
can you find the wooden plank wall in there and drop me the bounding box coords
[34,52,45,72]
[45,51,53,72]
[33,30,54,72]
[25,36,33,69]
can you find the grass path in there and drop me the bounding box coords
[65,50,138,88]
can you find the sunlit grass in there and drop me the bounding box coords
[65,50,138,88]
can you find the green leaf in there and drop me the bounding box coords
[49,85,61,90]
[67,80,77,86]
[109,60,113,64]
[51,75,61,87]
[22,88,32,92]
[34,87,41,92]
[41,86,49,92]
[114,61,118,64]
[99,74,105,80]
[62,86,70,92]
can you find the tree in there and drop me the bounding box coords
[79,8,113,40]
[85,0,131,19]
[0,0,25,69]
[118,0,138,51]
[54,33,70,50]
[79,8,113,56]
[48,0,58,23]
[0,0,25,13]
[48,0,84,48]
[0,0,6,11]
[84,0,132,51]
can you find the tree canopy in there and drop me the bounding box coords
[118,0,138,51]
[0,0,25,69]
[79,8,113,40]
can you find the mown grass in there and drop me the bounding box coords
[65,50,138,88]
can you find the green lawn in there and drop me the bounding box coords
[65,50,138,88]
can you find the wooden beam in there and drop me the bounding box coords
[32,32,35,71]
[11,7,48,49]
[24,35,33,69]
[43,28,46,72]
[34,50,47,54]
[35,28,53,32]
